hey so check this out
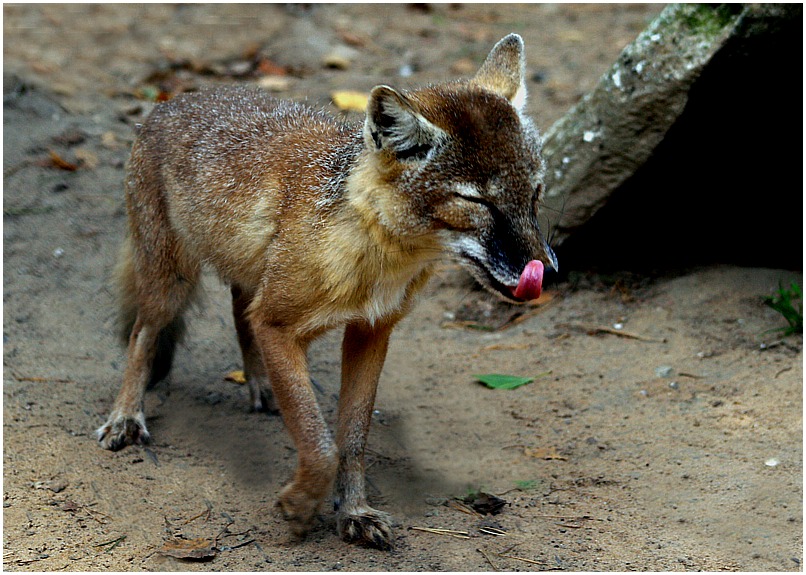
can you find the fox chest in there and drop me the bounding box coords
[302,249,434,332]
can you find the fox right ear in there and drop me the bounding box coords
[473,33,527,112]
[365,85,445,161]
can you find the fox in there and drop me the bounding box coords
[96,33,557,550]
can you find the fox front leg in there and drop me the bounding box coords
[250,322,338,537]
[335,319,398,550]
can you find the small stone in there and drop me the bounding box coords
[655,365,674,378]
[399,64,415,77]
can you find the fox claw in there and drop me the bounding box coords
[96,411,150,451]
[337,508,393,550]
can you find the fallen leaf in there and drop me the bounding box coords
[159,538,216,560]
[462,491,507,515]
[474,373,535,390]
[47,150,79,171]
[257,76,290,92]
[322,52,351,70]
[61,500,81,512]
[74,148,99,169]
[523,447,568,461]
[255,58,287,76]
[101,131,120,150]
[337,29,367,48]
[225,370,247,385]
[331,90,369,112]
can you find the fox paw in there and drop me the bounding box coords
[96,411,150,451]
[337,507,393,550]
[276,484,321,538]
[247,378,279,414]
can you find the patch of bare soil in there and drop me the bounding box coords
[3,4,801,571]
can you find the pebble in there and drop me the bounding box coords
[654,365,673,378]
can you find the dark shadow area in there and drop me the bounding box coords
[555,6,802,274]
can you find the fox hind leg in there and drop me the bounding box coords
[231,285,277,413]
[97,231,199,451]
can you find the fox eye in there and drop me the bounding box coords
[454,192,491,208]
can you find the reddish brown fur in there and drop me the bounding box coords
[97,34,556,550]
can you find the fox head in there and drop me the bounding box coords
[362,33,557,304]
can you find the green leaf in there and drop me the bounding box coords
[514,479,541,491]
[474,373,535,390]
[763,280,803,336]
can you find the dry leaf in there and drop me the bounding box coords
[61,500,81,512]
[159,538,216,560]
[257,76,290,92]
[74,148,99,169]
[255,58,287,76]
[225,370,247,385]
[322,52,351,70]
[47,150,79,171]
[462,492,507,515]
[523,447,568,461]
[101,131,120,150]
[337,29,367,48]
[331,90,368,112]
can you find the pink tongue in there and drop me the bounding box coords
[512,260,544,301]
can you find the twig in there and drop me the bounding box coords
[411,526,471,539]
[497,552,546,566]
[83,506,111,524]
[12,375,75,383]
[588,325,665,342]
[557,323,665,343]
[775,366,793,378]
[143,446,159,466]
[94,535,126,553]
[555,522,583,529]
[218,538,255,551]
[252,541,271,563]
[534,513,602,521]
[477,548,500,571]
[183,503,212,525]
[448,499,482,517]
[479,526,507,536]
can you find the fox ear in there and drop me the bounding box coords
[473,33,527,112]
[365,85,445,161]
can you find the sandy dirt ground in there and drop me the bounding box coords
[3,4,802,571]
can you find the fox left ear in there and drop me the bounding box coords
[473,33,527,112]
[365,85,446,161]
